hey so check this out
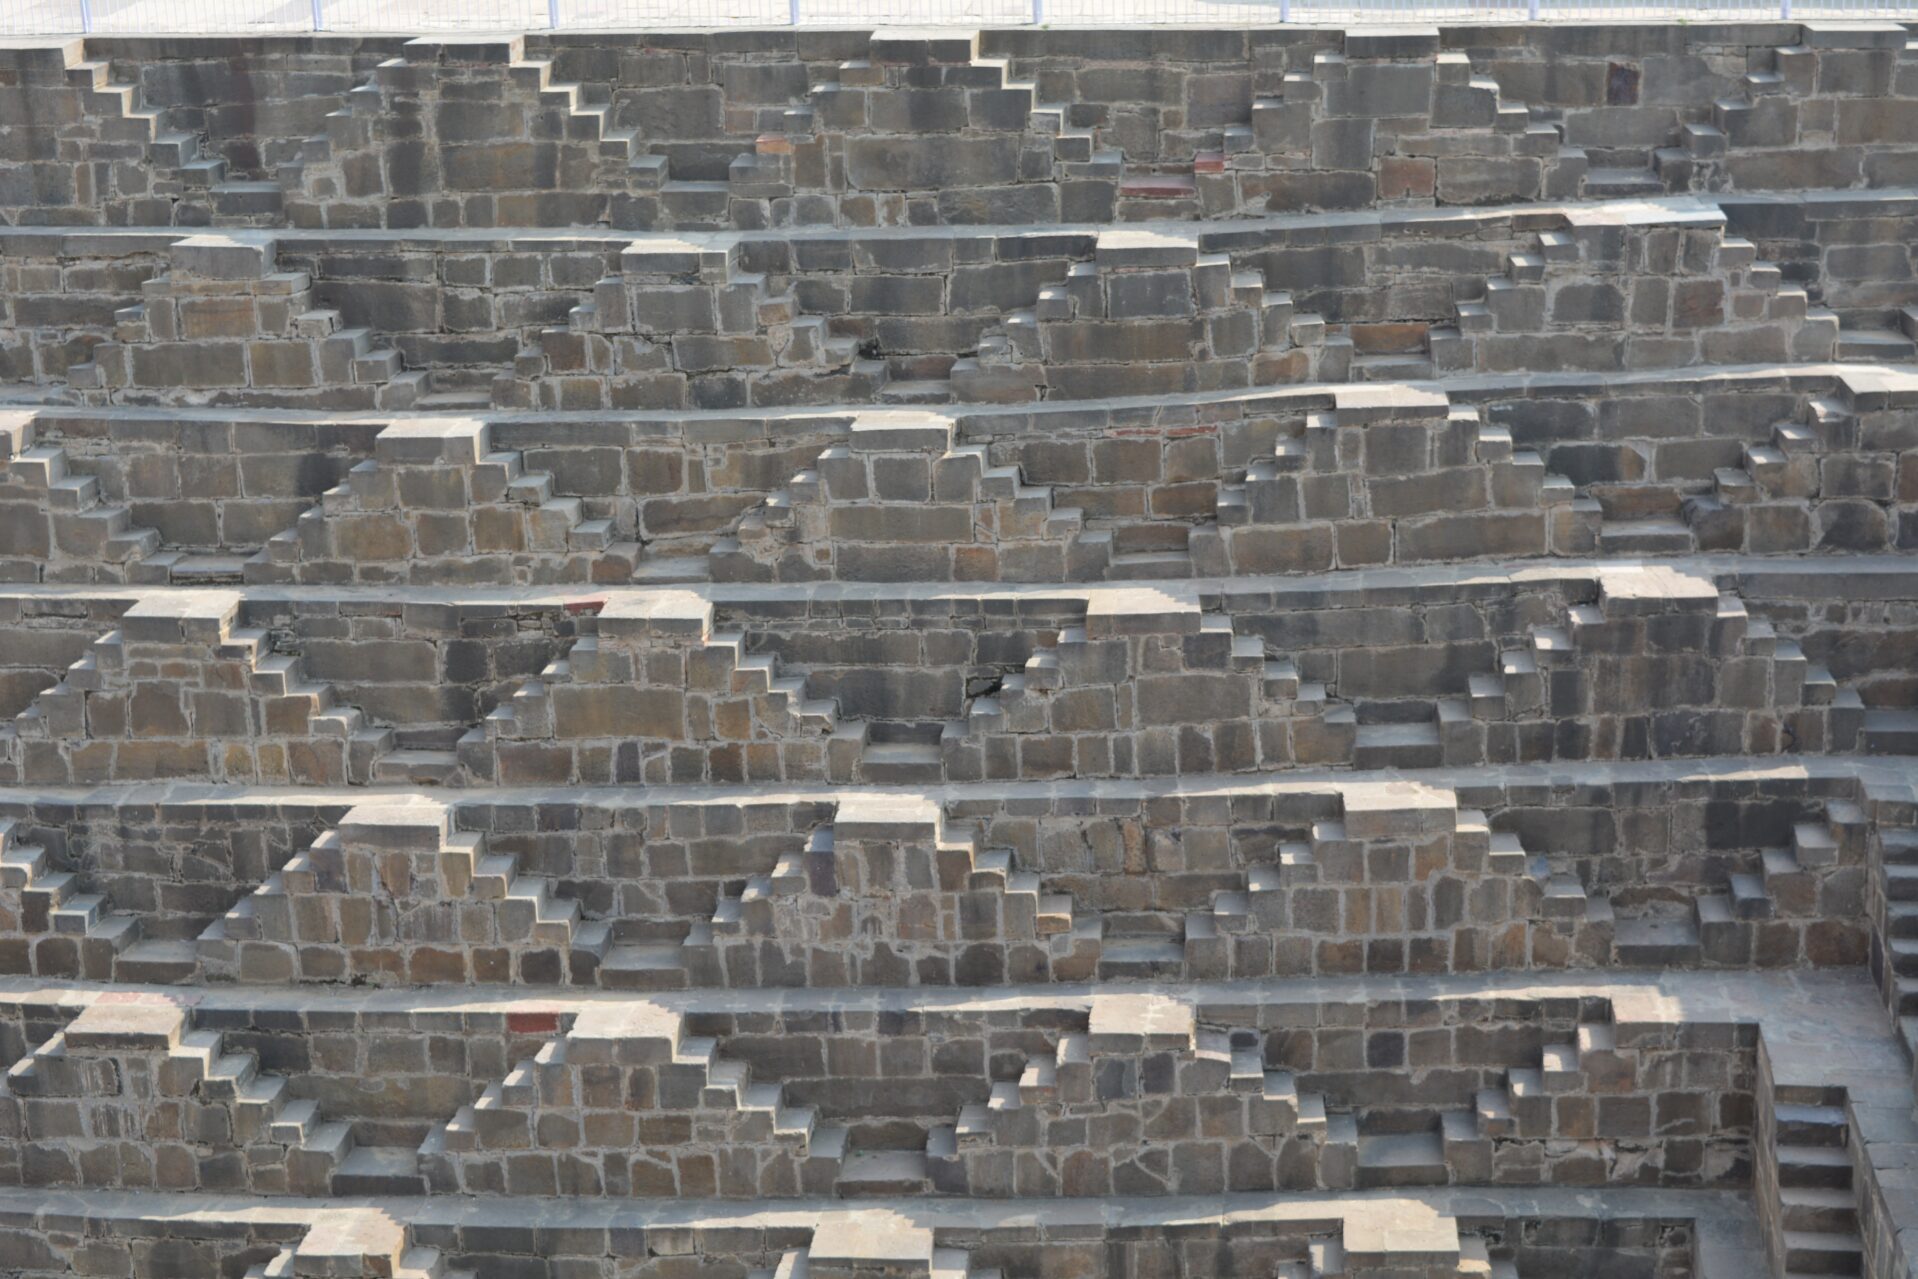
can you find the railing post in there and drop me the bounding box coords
[789,0,799,24]
[548,0,560,27]
[1031,0,1042,24]
[79,0,92,33]
[311,0,325,30]
[1779,0,1789,17]
[1527,0,1539,18]
[1279,0,1287,20]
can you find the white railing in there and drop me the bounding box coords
[3,0,1912,34]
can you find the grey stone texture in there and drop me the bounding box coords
[0,757,1877,991]
[0,19,1917,1279]
[0,590,378,789]
[244,415,639,586]
[7,24,1918,232]
[5,360,1916,591]
[0,197,1881,412]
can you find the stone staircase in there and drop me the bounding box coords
[630,27,1187,231]
[1429,1010,1629,1187]
[1680,393,1862,554]
[1445,222,1829,391]
[419,1002,844,1197]
[62,234,422,410]
[57,46,286,226]
[200,799,604,987]
[280,37,655,237]
[500,48,771,233]
[0,815,201,984]
[0,595,398,788]
[1205,391,1592,572]
[1459,569,1845,763]
[1872,810,1918,1024]
[1250,29,1568,214]
[275,64,384,220]
[938,590,1356,784]
[629,50,825,232]
[1764,1086,1866,1279]
[0,999,351,1194]
[1647,119,1731,194]
[608,789,1623,988]
[954,227,1330,403]
[1613,801,1866,968]
[924,994,1358,1196]
[244,415,635,587]
[512,235,878,411]
[603,795,1096,990]
[0,413,162,583]
[709,411,1102,583]
[1445,226,1580,372]
[467,592,863,787]
[1174,806,1609,982]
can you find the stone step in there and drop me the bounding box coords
[1779,1186,1860,1235]
[1351,721,1441,770]
[876,379,956,405]
[1612,913,1701,965]
[370,748,461,786]
[1350,352,1435,382]
[1354,1128,1447,1188]
[1777,1143,1853,1189]
[1775,1103,1848,1147]
[835,1149,928,1196]
[329,1144,427,1195]
[1835,328,1916,361]
[595,942,690,990]
[1106,550,1192,580]
[1117,171,1197,200]
[1597,518,1693,554]
[115,938,197,984]
[1865,709,1918,755]
[212,182,285,217]
[1582,166,1664,196]
[858,740,942,784]
[1097,936,1183,979]
[1780,1230,1862,1274]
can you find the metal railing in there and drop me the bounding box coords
[3,0,1912,35]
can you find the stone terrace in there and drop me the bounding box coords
[3,16,1918,1279]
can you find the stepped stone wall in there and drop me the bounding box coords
[8,362,1913,590]
[1,198,1872,410]
[3,17,1918,1279]
[8,25,1918,233]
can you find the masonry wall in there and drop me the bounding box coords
[6,343,1915,590]
[0,17,1913,1279]
[7,24,1918,232]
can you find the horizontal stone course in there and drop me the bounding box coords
[0,187,1891,412]
[0,754,1886,990]
[8,359,1918,590]
[9,24,1918,234]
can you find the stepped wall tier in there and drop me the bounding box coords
[6,25,1918,232]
